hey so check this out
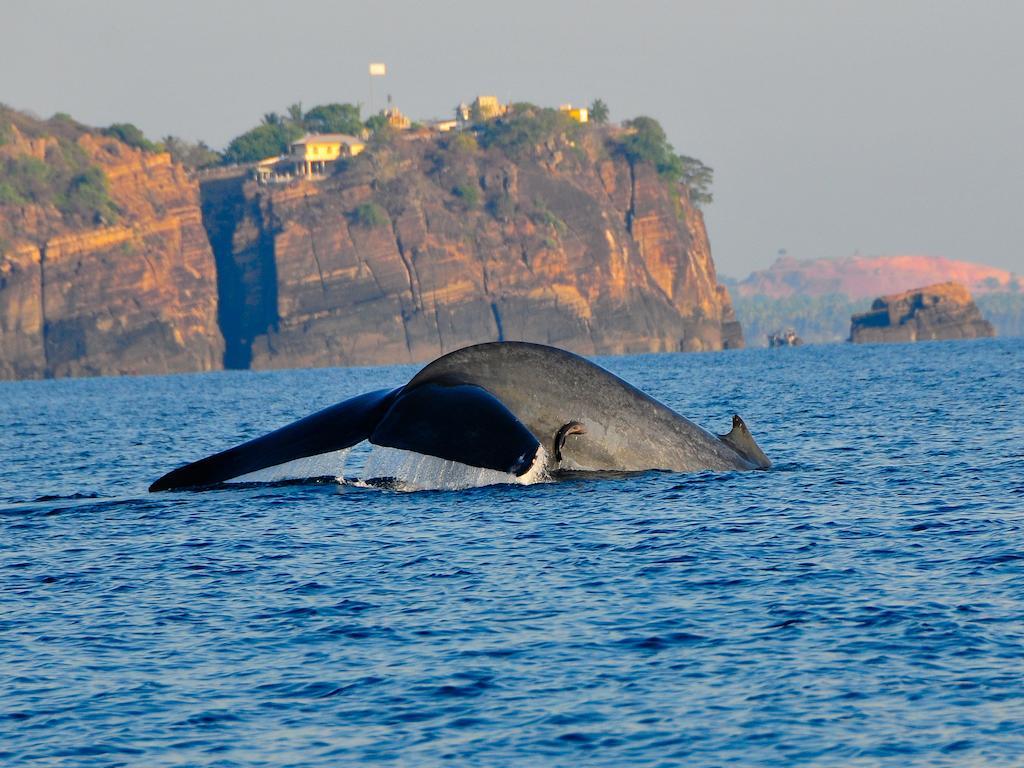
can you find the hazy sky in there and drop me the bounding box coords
[3,0,1022,277]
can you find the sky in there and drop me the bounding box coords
[2,0,1022,277]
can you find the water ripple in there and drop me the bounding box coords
[1,339,1022,765]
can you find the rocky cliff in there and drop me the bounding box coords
[1,108,743,380]
[0,111,223,379]
[206,126,742,371]
[849,282,996,344]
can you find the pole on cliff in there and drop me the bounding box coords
[369,62,386,117]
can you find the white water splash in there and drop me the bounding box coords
[357,445,549,491]
[230,448,352,484]
[223,442,549,492]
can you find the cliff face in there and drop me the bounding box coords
[0,118,223,379]
[850,282,996,344]
[208,128,741,370]
[1,110,743,380]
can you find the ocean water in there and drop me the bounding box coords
[1,339,1022,766]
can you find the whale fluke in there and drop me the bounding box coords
[370,382,541,477]
[148,388,399,491]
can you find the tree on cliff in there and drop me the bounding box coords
[101,123,161,153]
[223,121,304,164]
[619,117,678,174]
[363,112,399,147]
[619,116,714,206]
[678,155,714,206]
[477,104,580,158]
[589,98,610,124]
[163,136,222,170]
[304,103,362,135]
[221,102,365,164]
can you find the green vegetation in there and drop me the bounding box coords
[0,104,88,143]
[364,113,397,146]
[0,107,116,224]
[303,103,362,135]
[0,139,117,223]
[618,117,675,172]
[101,123,161,152]
[443,132,478,156]
[677,155,714,206]
[730,293,866,345]
[222,102,367,164]
[363,112,387,134]
[62,166,117,221]
[529,199,567,235]
[451,180,480,208]
[476,104,581,158]
[589,98,609,124]
[0,181,25,205]
[348,201,388,229]
[223,120,304,164]
[617,116,714,206]
[2,157,47,203]
[162,136,222,170]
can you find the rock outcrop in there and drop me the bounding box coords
[0,115,223,379]
[849,282,996,344]
[207,127,742,370]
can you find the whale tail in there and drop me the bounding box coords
[149,381,543,492]
[719,415,771,469]
[149,388,401,491]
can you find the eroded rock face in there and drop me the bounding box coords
[1,114,742,380]
[849,282,996,344]
[209,129,742,370]
[0,123,223,379]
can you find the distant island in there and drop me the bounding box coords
[849,282,995,344]
[0,98,740,380]
[723,254,1022,345]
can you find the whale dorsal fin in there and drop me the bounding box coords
[719,415,772,469]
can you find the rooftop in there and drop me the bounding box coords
[291,133,364,145]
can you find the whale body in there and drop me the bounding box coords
[149,342,770,492]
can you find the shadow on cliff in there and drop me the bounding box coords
[200,175,279,369]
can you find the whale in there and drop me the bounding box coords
[149,341,770,492]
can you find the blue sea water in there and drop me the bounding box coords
[1,339,1022,766]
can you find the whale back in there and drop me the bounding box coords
[409,342,767,472]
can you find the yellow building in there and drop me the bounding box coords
[559,104,589,123]
[384,107,411,130]
[290,133,365,176]
[471,95,507,121]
